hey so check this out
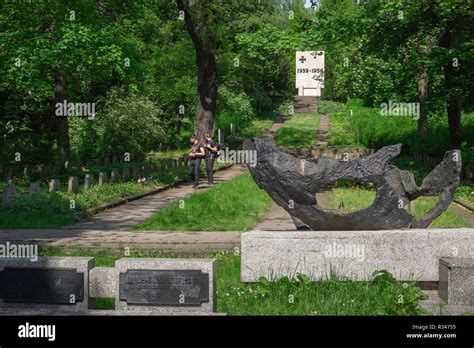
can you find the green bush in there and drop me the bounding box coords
[318,100,345,114]
[70,87,165,160]
[216,83,256,134]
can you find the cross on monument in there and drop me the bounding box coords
[299,56,306,63]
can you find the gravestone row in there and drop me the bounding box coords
[2,157,189,206]
[0,257,216,315]
[1,154,189,182]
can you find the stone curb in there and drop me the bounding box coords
[454,198,474,212]
[85,163,233,215]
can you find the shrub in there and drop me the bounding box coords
[70,87,165,160]
[318,100,345,114]
[216,83,256,134]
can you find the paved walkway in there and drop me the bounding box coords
[64,165,247,230]
[0,229,241,255]
[254,203,295,230]
[316,114,329,146]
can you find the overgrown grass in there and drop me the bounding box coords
[133,173,273,231]
[38,248,429,315]
[275,114,319,148]
[328,114,360,147]
[318,100,345,114]
[325,99,474,166]
[217,254,428,315]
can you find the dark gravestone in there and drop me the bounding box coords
[68,176,79,193]
[98,172,107,186]
[123,168,130,182]
[132,166,140,180]
[244,137,462,230]
[119,270,209,306]
[2,185,17,206]
[0,267,84,304]
[111,169,120,183]
[84,174,94,189]
[28,183,41,196]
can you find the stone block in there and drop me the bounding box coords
[68,176,79,193]
[439,258,474,305]
[240,229,474,282]
[0,257,95,310]
[115,258,216,314]
[28,183,41,196]
[49,179,61,192]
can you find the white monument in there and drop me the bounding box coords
[295,51,324,96]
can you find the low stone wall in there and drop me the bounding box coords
[241,229,474,282]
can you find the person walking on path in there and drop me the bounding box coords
[188,134,205,189]
[204,133,219,185]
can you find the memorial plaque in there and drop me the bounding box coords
[0,267,84,304]
[119,270,209,306]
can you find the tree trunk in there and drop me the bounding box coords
[175,0,218,141]
[439,24,462,149]
[0,139,4,181]
[417,69,428,138]
[447,94,462,149]
[195,49,218,140]
[54,71,70,159]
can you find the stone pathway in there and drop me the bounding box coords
[0,229,241,255]
[450,202,474,226]
[254,203,295,230]
[316,114,329,146]
[64,165,247,230]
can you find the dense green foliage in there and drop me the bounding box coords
[0,0,293,176]
[1,0,472,175]
[326,99,474,169]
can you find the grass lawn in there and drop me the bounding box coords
[326,187,470,228]
[275,114,319,148]
[455,185,474,204]
[133,173,273,231]
[239,118,274,138]
[328,114,360,147]
[38,247,429,316]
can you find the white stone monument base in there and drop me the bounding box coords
[297,87,321,96]
[241,229,474,282]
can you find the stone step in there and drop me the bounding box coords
[439,257,474,305]
[293,96,318,114]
